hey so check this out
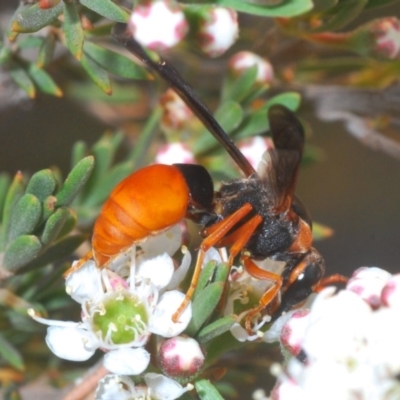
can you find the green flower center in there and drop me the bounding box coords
[91,291,149,345]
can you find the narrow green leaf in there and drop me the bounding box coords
[193,260,218,300]
[56,156,95,206]
[185,282,224,336]
[18,36,44,49]
[11,2,63,33]
[4,235,42,273]
[311,0,368,32]
[81,52,112,94]
[26,169,57,201]
[222,65,258,103]
[266,92,301,111]
[83,160,134,207]
[0,172,25,251]
[194,102,243,155]
[234,109,268,140]
[9,194,42,241]
[83,41,148,79]
[42,195,57,222]
[27,63,63,97]
[9,66,36,98]
[41,206,70,245]
[37,33,56,67]
[19,234,86,273]
[0,173,11,222]
[0,332,25,371]
[80,0,129,23]
[71,141,88,168]
[55,208,77,240]
[197,315,236,343]
[63,1,84,60]
[213,262,230,284]
[195,379,224,400]
[211,0,313,17]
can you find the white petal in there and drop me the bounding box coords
[203,247,223,265]
[95,375,136,400]
[103,347,150,375]
[149,291,191,337]
[145,373,191,400]
[230,323,259,342]
[263,310,298,343]
[65,260,103,303]
[141,225,182,257]
[46,325,99,361]
[137,253,174,289]
[166,247,192,290]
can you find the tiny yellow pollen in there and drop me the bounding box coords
[65,285,72,295]
[134,314,142,322]
[27,308,35,317]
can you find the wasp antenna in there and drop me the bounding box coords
[112,22,256,178]
[268,105,304,153]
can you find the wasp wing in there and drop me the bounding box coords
[257,105,305,213]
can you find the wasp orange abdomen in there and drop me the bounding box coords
[92,164,190,266]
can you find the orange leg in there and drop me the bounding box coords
[63,251,93,278]
[314,273,348,292]
[172,203,256,322]
[242,256,283,332]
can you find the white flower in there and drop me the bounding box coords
[30,226,193,374]
[96,373,192,400]
[270,267,400,400]
[238,136,274,171]
[155,143,196,165]
[197,7,239,57]
[128,0,188,50]
[229,51,274,84]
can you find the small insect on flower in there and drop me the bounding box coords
[67,22,347,334]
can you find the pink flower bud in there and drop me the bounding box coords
[160,88,195,132]
[155,143,195,164]
[197,7,239,58]
[229,51,274,84]
[280,309,310,357]
[128,0,188,50]
[371,17,400,59]
[158,336,205,378]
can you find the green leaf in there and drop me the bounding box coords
[197,315,236,343]
[72,141,88,168]
[4,235,42,273]
[222,65,258,103]
[194,0,313,17]
[311,0,368,32]
[27,63,63,97]
[11,2,63,33]
[83,41,148,79]
[37,32,56,68]
[83,160,134,207]
[81,52,112,94]
[18,36,44,49]
[26,169,57,201]
[0,172,24,251]
[0,332,25,371]
[234,109,268,140]
[185,282,225,336]
[195,379,224,400]
[19,234,86,273]
[9,194,42,241]
[42,195,57,222]
[56,156,95,206]
[9,66,36,98]
[63,1,85,60]
[41,207,71,245]
[266,92,301,111]
[366,0,399,8]
[194,101,243,155]
[79,0,129,23]
[193,260,218,299]
[0,173,11,222]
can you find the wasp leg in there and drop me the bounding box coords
[63,250,93,278]
[242,256,283,333]
[313,273,348,292]
[172,203,254,323]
